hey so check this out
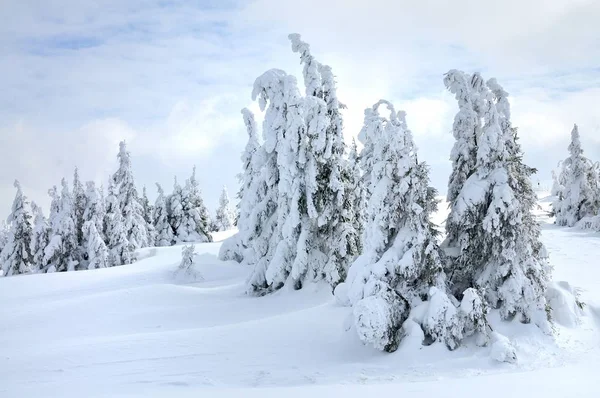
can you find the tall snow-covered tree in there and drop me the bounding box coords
[236,108,260,221]
[288,33,360,287]
[343,101,461,352]
[0,181,33,276]
[111,141,149,249]
[72,167,86,247]
[347,138,365,253]
[44,179,78,272]
[246,69,304,294]
[215,186,235,231]
[219,108,262,263]
[444,73,550,327]
[141,186,156,246]
[179,168,212,242]
[30,202,51,273]
[153,183,174,247]
[553,125,598,226]
[442,70,482,260]
[105,179,134,266]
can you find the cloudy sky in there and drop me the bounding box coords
[1,0,599,215]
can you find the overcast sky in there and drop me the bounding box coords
[1,0,599,216]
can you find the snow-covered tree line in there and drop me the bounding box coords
[0,141,218,277]
[221,34,551,353]
[551,125,600,228]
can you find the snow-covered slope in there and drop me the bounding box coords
[1,205,599,397]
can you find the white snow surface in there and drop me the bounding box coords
[1,197,599,397]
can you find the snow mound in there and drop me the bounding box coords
[490,332,517,364]
[546,281,584,327]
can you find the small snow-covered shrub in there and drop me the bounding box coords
[333,282,351,307]
[353,288,408,352]
[218,234,243,263]
[421,287,463,349]
[460,288,489,338]
[545,281,584,327]
[174,245,203,283]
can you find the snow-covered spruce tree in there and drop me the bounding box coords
[82,181,106,244]
[111,141,149,249]
[357,105,386,202]
[105,179,134,266]
[289,33,361,287]
[444,73,550,327]
[153,183,174,247]
[0,181,33,276]
[344,101,461,352]
[219,108,262,263]
[44,179,79,272]
[246,69,304,294]
[141,186,156,246]
[168,177,184,240]
[83,221,109,269]
[0,222,8,261]
[554,125,598,226]
[347,137,366,254]
[30,202,51,273]
[179,167,212,242]
[442,70,481,265]
[215,186,235,231]
[72,167,86,248]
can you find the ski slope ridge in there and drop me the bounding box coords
[1,200,599,397]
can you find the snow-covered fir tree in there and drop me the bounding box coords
[288,33,360,287]
[141,186,156,246]
[44,179,78,272]
[0,222,9,259]
[104,179,134,266]
[343,101,461,351]
[245,69,303,294]
[30,202,51,273]
[84,221,109,269]
[444,72,550,328]
[553,125,599,227]
[72,167,86,247]
[442,70,481,262]
[153,183,174,247]
[357,105,386,202]
[219,108,262,263]
[0,181,33,276]
[82,181,105,243]
[215,186,235,231]
[111,141,149,249]
[178,168,212,242]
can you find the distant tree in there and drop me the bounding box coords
[215,186,235,231]
[112,141,149,249]
[72,167,87,248]
[141,186,157,246]
[0,181,33,276]
[105,179,134,266]
[30,202,51,273]
[554,125,599,226]
[180,167,212,242]
[84,221,109,269]
[153,183,174,247]
[44,179,78,272]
